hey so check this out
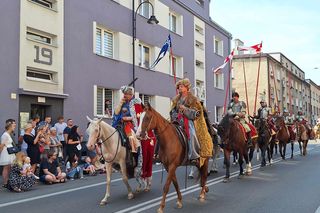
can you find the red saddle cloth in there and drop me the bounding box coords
[237,122,257,141]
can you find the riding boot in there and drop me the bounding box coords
[246,132,253,148]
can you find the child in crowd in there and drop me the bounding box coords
[66,155,83,180]
[22,157,39,180]
[82,156,97,176]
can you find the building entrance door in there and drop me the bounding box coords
[30,104,47,121]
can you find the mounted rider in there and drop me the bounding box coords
[295,110,312,137]
[252,99,276,136]
[227,92,255,147]
[283,109,295,141]
[170,78,213,167]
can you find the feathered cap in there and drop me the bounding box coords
[120,85,134,95]
[176,78,191,90]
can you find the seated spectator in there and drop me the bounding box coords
[82,156,97,176]
[22,157,39,180]
[8,152,36,192]
[39,151,66,184]
[66,155,84,180]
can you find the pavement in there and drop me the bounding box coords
[1,140,320,213]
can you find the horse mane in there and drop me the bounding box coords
[219,113,233,130]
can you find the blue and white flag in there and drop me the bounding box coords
[150,35,172,69]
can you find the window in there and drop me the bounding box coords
[95,86,114,117]
[95,27,113,58]
[214,37,223,56]
[138,44,150,68]
[276,70,281,80]
[139,0,150,18]
[196,60,204,69]
[169,13,177,33]
[214,73,224,89]
[196,80,205,101]
[169,55,183,78]
[195,40,204,50]
[195,25,204,35]
[26,68,53,82]
[195,0,204,7]
[31,0,53,8]
[215,106,224,123]
[27,31,52,44]
[139,94,152,106]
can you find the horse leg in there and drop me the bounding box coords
[261,146,266,167]
[158,165,176,213]
[100,163,112,205]
[248,147,254,169]
[298,140,303,156]
[238,153,244,178]
[291,141,294,159]
[275,143,278,155]
[119,159,134,200]
[282,143,287,160]
[199,158,209,202]
[267,146,271,164]
[223,149,231,182]
[279,143,283,159]
[270,142,274,162]
[303,140,308,156]
[243,149,251,175]
[232,151,238,165]
[171,173,183,209]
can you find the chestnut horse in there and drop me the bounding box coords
[138,103,210,213]
[217,114,252,182]
[296,123,309,156]
[274,116,291,159]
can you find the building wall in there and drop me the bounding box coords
[0,0,20,133]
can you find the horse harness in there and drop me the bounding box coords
[96,124,121,164]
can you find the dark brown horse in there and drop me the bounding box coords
[274,116,291,159]
[138,103,210,213]
[254,118,272,167]
[217,114,252,182]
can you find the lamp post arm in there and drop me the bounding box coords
[134,1,155,38]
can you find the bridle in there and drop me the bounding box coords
[140,113,169,140]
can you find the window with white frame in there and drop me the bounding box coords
[196,60,204,69]
[169,55,183,78]
[214,73,224,89]
[95,27,113,58]
[214,37,223,56]
[26,67,54,82]
[30,0,55,9]
[138,43,150,68]
[95,86,114,117]
[169,12,177,33]
[27,31,52,44]
[195,25,204,35]
[196,80,206,101]
[139,94,153,106]
[195,40,204,50]
[214,106,224,123]
[139,0,151,18]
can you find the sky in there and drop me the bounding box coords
[210,0,320,84]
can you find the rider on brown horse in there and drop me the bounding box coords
[295,110,312,137]
[228,92,254,147]
[283,109,295,141]
[252,99,277,136]
[170,78,213,166]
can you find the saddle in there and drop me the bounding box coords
[172,123,190,165]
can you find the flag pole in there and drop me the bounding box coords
[253,41,263,114]
[271,61,280,112]
[223,60,232,114]
[242,60,250,115]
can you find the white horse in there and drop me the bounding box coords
[86,116,143,205]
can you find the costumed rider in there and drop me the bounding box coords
[253,99,276,136]
[295,110,312,133]
[228,92,253,147]
[283,108,295,141]
[170,78,213,166]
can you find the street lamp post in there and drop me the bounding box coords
[132,0,159,88]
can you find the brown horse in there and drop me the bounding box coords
[254,118,272,167]
[296,123,309,156]
[138,103,210,213]
[217,114,252,182]
[274,116,291,159]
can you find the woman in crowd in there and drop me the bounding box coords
[23,123,43,173]
[49,127,63,163]
[0,120,17,188]
[67,125,81,161]
[8,152,36,192]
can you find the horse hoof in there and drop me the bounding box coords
[157,208,164,213]
[199,197,206,203]
[128,193,134,200]
[223,178,230,183]
[176,200,183,209]
[99,200,107,206]
[245,171,252,176]
[135,188,142,193]
[205,186,209,193]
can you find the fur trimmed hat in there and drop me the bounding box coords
[176,78,191,90]
[120,85,134,95]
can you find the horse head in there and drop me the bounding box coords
[274,116,284,130]
[86,116,103,151]
[217,113,234,141]
[138,102,157,139]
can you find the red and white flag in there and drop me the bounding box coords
[213,49,235,73]
[237,42,262,53]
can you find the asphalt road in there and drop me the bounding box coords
[1,141,320,213]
